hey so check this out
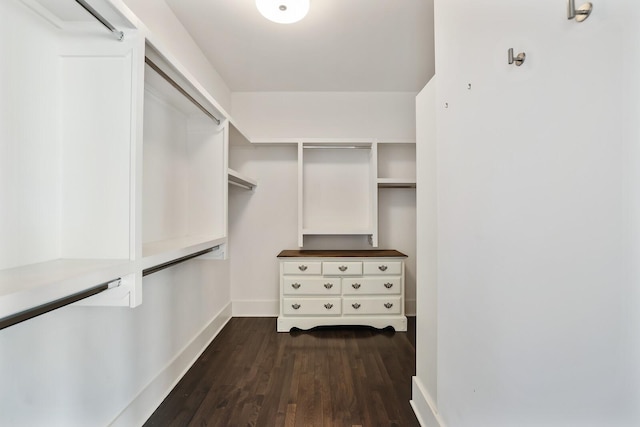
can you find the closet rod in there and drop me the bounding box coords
[142,246,219,277]
[145,57,221,125]
[0,278,121,331]
[75,0,124,41]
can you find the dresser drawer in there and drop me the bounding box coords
[283,278,341,295]
[283,298,342,316]
[363,261,402,275]
[283,261,322,275]
[343,297,402,315]
[322,261,362,276]
[342,277,401,295]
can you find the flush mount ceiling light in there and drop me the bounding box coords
[256,0,310,24]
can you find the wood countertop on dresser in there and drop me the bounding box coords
[277,249,407,258]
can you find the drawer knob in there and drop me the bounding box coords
[292,304,301,310]
[352,303,361,309]
[324,303,334,309]
[378,265,388,271]
[384,303,393,309]
[298,265,308,271]
[324,283,333,289]
[338,265,348,272]
[351,283,361,289]
[291,283,301,289]
[384,282,393,289]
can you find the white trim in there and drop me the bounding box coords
[108,302,232,426]
[376,138,416,144]
[232,299,279,317]
[411,377,446,427]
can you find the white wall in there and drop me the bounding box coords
[413,77,438,417]
[229,92,418,315]
[121,0,231,112]
[228,144,298,315]
[417,0,640,425]
[232,91,417,140]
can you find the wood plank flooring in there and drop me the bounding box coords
[144,317,418,427]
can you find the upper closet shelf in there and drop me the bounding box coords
[228,168,257,190]
[377,178,417,188]
[0,258,132,325]
[142,236,226,271]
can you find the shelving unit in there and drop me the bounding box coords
[141,47,227,267]
[228,168,257,190]
[227,122,258,191]
[377,142,417,188]
[298,141,377,247]
[1,0,248,327]
[0,0,140,323]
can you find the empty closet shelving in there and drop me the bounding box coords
[227,123,258,191]
[0,0,140,323]
[141,48,228,269]
[377,141,417,188]
[299,141,378,247]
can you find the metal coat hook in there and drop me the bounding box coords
[567,0,593,22]
[508,48,526,66]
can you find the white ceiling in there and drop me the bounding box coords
[164,0,434,93]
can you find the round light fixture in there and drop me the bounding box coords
[256,0,310,24]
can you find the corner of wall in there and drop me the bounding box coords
[411,377,446,427]
[109,302,232,427]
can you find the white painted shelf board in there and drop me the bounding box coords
[377,178,417,188]
[302,228,374,236]
[142,235,227,269]
[251,138,375,145]
[0,258,131,320]
[376,138,416,144]
[229,120,253,146]
[228,168,257,190]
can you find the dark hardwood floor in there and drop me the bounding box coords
[145,317,418,427]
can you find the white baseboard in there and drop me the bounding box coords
[411,376,446,427]
[109,302,233,427]
[232,299,279,316]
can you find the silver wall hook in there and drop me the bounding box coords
[508,48,526,66]
[568,0,593,22]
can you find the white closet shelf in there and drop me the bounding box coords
[302,228,375,236]
[142,235,226,270]
[377,178,417,188]
[228,168,257,190]
[0,258,131,321]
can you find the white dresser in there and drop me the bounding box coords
[277,250,408,332]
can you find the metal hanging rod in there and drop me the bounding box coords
[74,0,124,41]
[142,246,219,277]
[0,278,121,331]
[145,57,221,125]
